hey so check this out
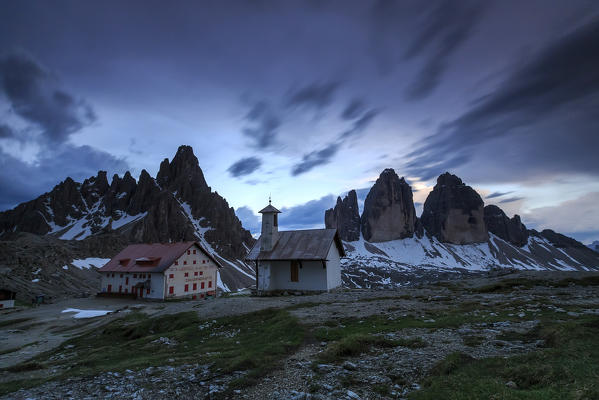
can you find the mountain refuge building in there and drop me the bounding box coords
[98,242,221,300]
[246,200,345,295]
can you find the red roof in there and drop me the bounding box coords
[98,241,222,273]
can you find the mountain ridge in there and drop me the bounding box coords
[0,145,256,297]
[326,169,599,285]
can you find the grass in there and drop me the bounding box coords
[462,335,485,347]
[409,315,599,400]
[473,278,549,293]
[0,341,40,356]
[473,275,599,294]
[317,334,397,363]
[0,308,305,396]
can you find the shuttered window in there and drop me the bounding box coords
[290,261,299,282]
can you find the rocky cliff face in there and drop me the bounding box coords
[0,145,255,292]
[324,190,361,241]
[420,172,488,244]
[361,169,417,242]
[484,205,528,247]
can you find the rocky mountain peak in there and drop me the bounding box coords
[325,190,361,241]
[483,204,528,247]
[421,172,488,244]
[436,172,464,187]
[157,145,209,199]
[361,169,416,242]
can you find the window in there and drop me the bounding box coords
[133,274,137,278]
[119,285,122,293]
[107,284,112,293]
[193,249,196,254]
[126,277,129,285]
[200,271,203,275]
[201,282,205,289]
[184,284,189,292]
[146,288,150,295]
[175,260,178,265]
[193,283,197,290]
[184,261,187,265]
[111,273,115,278]
[184,272,189,277]
[290,261,299,282]
[202,260,206,264]
[187,250,190,255]
[208,281,212,288]
[169,286,174,294]
[193,260,196,264]
[194,271,198,276]
[169,274,174,279]
[125,288,128,294]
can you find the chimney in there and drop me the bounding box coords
[258,198,281,252]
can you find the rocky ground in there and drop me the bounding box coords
[1,271,599,399]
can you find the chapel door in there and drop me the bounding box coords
[290,261,299,282]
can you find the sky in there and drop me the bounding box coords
[0,0,598,244]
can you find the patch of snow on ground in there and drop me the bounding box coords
[59,217,93,240]
[112,211,148,229]
[62,265,68,270]
[31,278,39,283]
[71,257,110,269]
[33,268,41,275]
[62,308,112,319]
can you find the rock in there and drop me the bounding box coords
[420,172,488,244]
[361,169,417,242]
[346,390,360,399]
[343,361,358,371]
[484,205,528,247]
[325,190,361,241]
[506,380,518,389]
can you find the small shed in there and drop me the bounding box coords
[0,289,16,309]
[246,200,345,294]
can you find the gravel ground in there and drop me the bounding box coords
[2,271,599,399]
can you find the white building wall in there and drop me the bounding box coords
[268,260,328,291]
[164,245,218,299]
[0,300,15,309]
[99,244,218,300]
[325,243,342,290]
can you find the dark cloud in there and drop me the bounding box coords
[0,51,96,144]
[405,19,599,181]
[242,100,281,149]
[340,98,365,120]
[279,194,336,230]
[227,156,262,178]
[499,197,524,204]
[285,81,340,111]
[0,124,15,138]
[403,1,485,100]
[0,145,128,210]
[486,191,514,199]
[291,142,340,176]
[339,109,379,139]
